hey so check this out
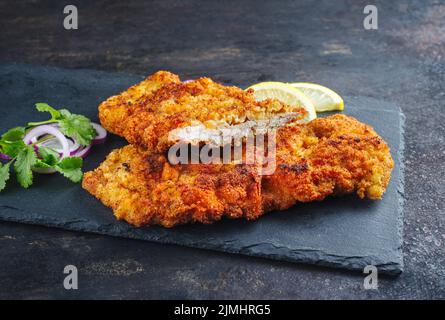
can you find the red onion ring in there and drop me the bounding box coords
[31,136,80,156]
[24,125,70,159]
[17,122,106,173]
[0,153,12,161]
[24,125,71,174]
[72,144,92,158]
[91,122,107,145]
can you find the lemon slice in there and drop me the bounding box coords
[247,82,316,122]
[288,82,344,112]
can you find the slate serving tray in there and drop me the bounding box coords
[0,64,405,274]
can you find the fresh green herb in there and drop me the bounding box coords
[58,109,97,146]
[14,145,37,188]
[1,126,26,141]
[0,127,27,159]
[28,103,96,146]
[0,103,91,192]
[0,140,26,158]
[55,157,83,183]
[35,102,61,119]
[0,162,11,192]
[37,146,60,167]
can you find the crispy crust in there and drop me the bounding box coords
[82,145,263,227]
[262,114,394,211]
[83,115,394,227]
[98,71,305,152]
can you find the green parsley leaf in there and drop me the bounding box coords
[38,146,60,166]
[0,161,12,192]
[28,103,97,146]
[55,157,83,183]
[0,140,26,158]
[1,126,26,142]
[35,103,61,119]
[33,159,52,169]
[58,109,96,146]
[14,145,37,188]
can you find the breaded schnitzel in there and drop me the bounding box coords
[98,71,306,152]
[83,115,394,227]
[82,144,263,227]
[262,114,394,211]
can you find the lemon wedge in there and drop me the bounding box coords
[246,82,316,122]
[288,82,344,112]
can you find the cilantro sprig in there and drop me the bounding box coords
[29,103,97,146]
[0,103,91,192]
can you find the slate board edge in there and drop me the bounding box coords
[0,208,403,275]
[396,108,406,273]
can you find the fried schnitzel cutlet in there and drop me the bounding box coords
[98,71,306,152]
[262,114,394,211]
[83,115,394,227]
[83,144,263,227]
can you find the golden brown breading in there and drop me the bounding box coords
[82,145,263,227]
[83,115,394,228]
[98,71,181,138]
[98,71,305,152]
[261,114,394,211]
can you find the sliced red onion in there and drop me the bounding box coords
[0,153,12,161]
[21,122,104,174]
[24,125,70,159]
[91,122,107,145]
[31,136,80,156]
[183,79,193,83]
[72,144,92,158]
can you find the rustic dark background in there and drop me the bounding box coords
[0,0,444,299]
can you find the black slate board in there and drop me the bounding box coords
[0,64,405,274]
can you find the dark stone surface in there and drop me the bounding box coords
[0,0,443,299]
[0,64,405,275]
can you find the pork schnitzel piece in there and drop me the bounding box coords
[82,144,263,227]
[261,114,394,211]
[98,71,181,139]
[98,71,306,152]
[83,115,394,228]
